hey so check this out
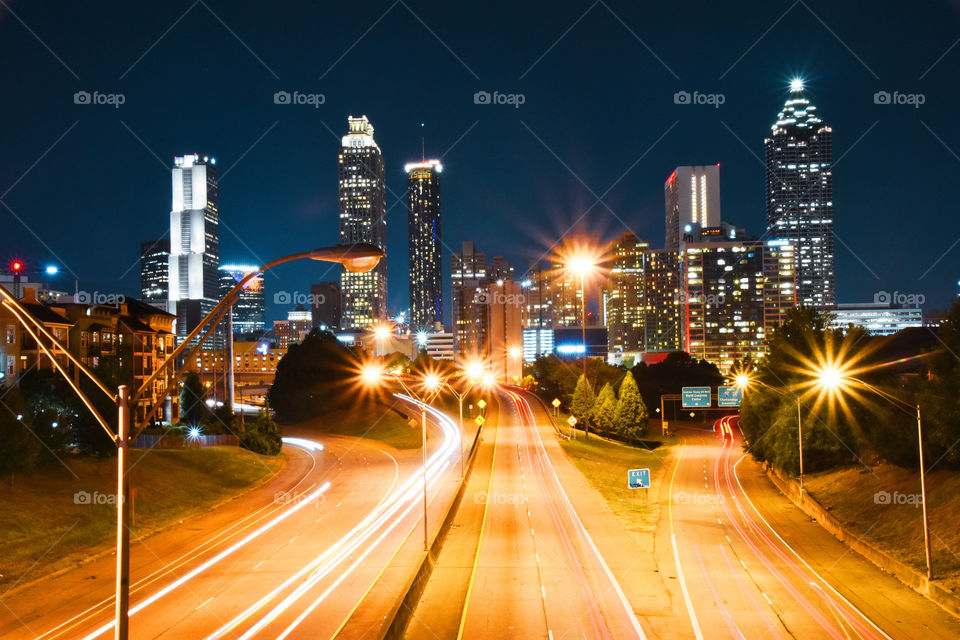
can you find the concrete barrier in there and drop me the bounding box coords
[377,404,490,640]
[765,466,960,618]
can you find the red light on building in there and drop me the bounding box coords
[666,170,677,187]
[10,260,23,273]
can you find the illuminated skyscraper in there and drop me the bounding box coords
[338,116,387,330]
[168,153,219,345]
[765,79,835,308]
[604,232,649,355]
[643,249,682,352]
[665,165,721,249]
[140,238,169,302]
[451,241,490,355]
[218,265,265,335]
[405,159,443,329]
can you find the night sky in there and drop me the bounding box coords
[1,1,958,323]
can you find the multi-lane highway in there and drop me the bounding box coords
[449,389,645,638]
[0,394,465,640]
[662,414,960,640]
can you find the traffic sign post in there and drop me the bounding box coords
[551,397,561,418]
[718,385,743,407]
[628,468,650,489]
[474,415,485,427]
[567,415,577,439]
[681,386,711,408]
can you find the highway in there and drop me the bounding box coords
[454,388,645,639]
[0,394,464,640]
[662,415,960,640]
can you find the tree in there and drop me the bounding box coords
[180,371,208,425]
[614,371,648,441]
[0,387,41,483]
[591,383,617,435]
[240,409,282,455]
[569,374,595,424]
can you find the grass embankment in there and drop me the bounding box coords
[297,403,424,450]
[0,447,284,590]
[560,434,675,533]
[805,464,960,591]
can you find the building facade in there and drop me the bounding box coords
[338,116,387,330]
[642,249,682,353]
[405,159,443,329]
[168,154,220,345]
[680,239,796,372]
[451,241,491,355]
[310,281,341,330]
[665,165,721,249]
[604,232,649,356]
[829,303,923,336]
[140,238,170,302]
[765,80,835,308]
[218,265,265,335]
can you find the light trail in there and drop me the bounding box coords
[205,394,460,639]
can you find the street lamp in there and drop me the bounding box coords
[812,366,933,580]
[437,359,491,478]
[568,253,596,438]
[361,364,446,551]
[0,242,383,640]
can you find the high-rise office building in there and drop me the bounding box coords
[765,79,834,308]
[140,238,170,302]
[405,159,443,329]
[310,281,341,330]
[338,116,387,330]
[451,241,490,355]
[665,165,721,249]
[168,154,219,345]
[218,265,265,335]
[604,232,649,355]
[487,280,524,381]
[680,239,796,372]
[643,249,682,353]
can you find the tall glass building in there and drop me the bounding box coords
[405,159,443,329]
[338,116,387,330]
[604,232,649,355]
[765,79,835,308]
[140,238,169,302]
[168,153,219,345]
[218,265,265,335]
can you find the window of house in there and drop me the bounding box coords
[5,325,14,344]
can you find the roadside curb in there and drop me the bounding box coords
[764,465,960,619]
[375,401,492,640]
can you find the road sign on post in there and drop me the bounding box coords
[681,386,711,408]
[552,398,561,408]
[718,385,743,407]
[628,468,650,489]
[477,399,487,410]
[475,415,485,426]
[567,415,577,426]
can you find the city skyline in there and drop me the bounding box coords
[1,2,957,323]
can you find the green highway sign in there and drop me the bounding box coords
[718,385,743,407]
[628,468,650,489]
[681,386,711,408]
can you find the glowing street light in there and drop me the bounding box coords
[565,250,599,439]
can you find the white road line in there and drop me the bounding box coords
[672,532,705,640]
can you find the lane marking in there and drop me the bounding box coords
[668,442,705,640]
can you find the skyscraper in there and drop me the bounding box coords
[643,249,682,353]
[451,241,490,355]
[765,79,835,308]
[665,165,721,249]
[168,154,219,345]
[218,265,265,335]
[405,159,443,329]
[310,281,341,330]
[140,238,169,302]
[338,116,387,330]
[604,232,649,355]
